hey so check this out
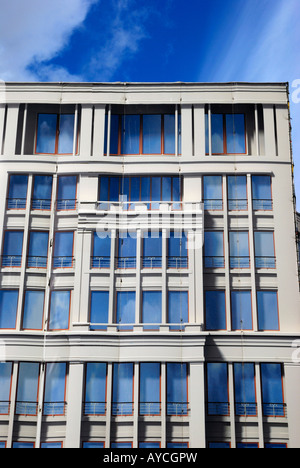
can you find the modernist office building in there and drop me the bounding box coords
[0,82,299,448]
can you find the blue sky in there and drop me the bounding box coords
[0,0,300,204]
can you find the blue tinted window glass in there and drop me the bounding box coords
[207,363,228,403]
[164,114,175,154]
[32,176,53,209]
[252,176,272,200]
[151,177,161,202]
[209,443,230,449]
[85,363,107,413]
[41,443,62,449]
[141,177,151,202]
[231,291,252,330]
[109,115,120,155]
[28,231,49,258]
[116,292,135,330]
[3,231,23,256]
[49,291,70,330]
[36,114,57,153]
[226,114,246,154]
[140,443,160,448]
[254,232,275,257]
[143,115,161,154]
[234,363,256,405]
[121,115,140,155]
[0,290,18,329]
[229,231,249,268]
[140,363,160,414]
[16,362,39,407]
[169,232,188,257]
[178,114,182,155]
[167,363,187,414]
[8,175,28,208]
[112,363,134,415]
[167,443,189,449]
[118,233,136,258]
[57,176,77,208]
[172,177,181,202]
[83,442,105,449]
[109,177,120,202]
[13,442,35,449]
[211,114,224,154]
[0,362,12,409]
[54,232,74,258]
[111,443,132,448]
[203,176,222,209]
[205,290,226,330]
[58,114,74,154]
[261,364,283,406]
[142,292,162,329]
[162,177,172,201]
[93,231,111,257]
[228,175,247,209]
[90,291,109,330]
[22,290,45,330]
[204,231,224,267]
[130,177,140,202]
[143,232,162,257]
[168,291,188,329]
[257,291,279,331]
[44,363,66,409]
[99,176,109,202]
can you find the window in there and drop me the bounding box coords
[168,231,188,268]
[234,363,256,416]
[208,442,230,449]
[167,443,189,448]
[83,442,105,448]
[237,443,259,449]
[32,175,53,210]
[139,363,161,415]
[57,175,77,210]
[203,175,223,210]
[105,113,181,156]
[36,113,75,154]
[231,291,253,331]
[27,231,49,268]
[116,292,136,331]
[168,291,188,330]
[0,290,18,329]
[229,231,250,268]
[44,363,67,416]
[98,176,181,210]
[257,291,279,331]
[92,231,111,268]
[205,290,226,331]
[139,443,161,448]
[2,231,23,267]
[0,362,12,415]
[117,233,137,269]
[41,442,63,449]
[142,292,162,330]
[204,231,224,268]
[53,231,74,268]
[254,232,276,268]
[16,362,40,415]
[265,444,287,449]
[252,176,272,210]
[84,363,107,415]
[142,231,162,268]
[111,443,133,448]
[207,363,229,415]
[13,442,35,449]
[22,290,45,330]
[49,291,71,331]
[206,113,246,155]
[227,175,247,210]
[261,364,285,417]
[112,363,134,416]
[7,174,28,209]
[90,291,109,331]
[167,363,188,416]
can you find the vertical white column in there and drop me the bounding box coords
[193,104,206,156]
[284,363,300,448]
[161,229,168,326]
[255,363,264,448]
[3,104,19,155]
[93,104,106,157]
[133,363,140,448]
[21,104,28,156]
[0,104,6,155]
[35,363,46,448]
[223,175,231,330]
[135,230,142,326]
[208,104,212,156]
[6,362,19,448]
[228,363,236,448]
[247,174,258,331]
[65,362,84,448]
[254,104,260,156]
[263,104,276,156]
[161,363,167,448]
[105,363,113,448]
[181,105,193,157]
[189,363,206,448]
[108,230,116,326]
[80,104,93,157]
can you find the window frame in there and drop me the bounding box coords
[205,290,227,331]
[48,290,71,331]
[21,289,45,331]
[84,363,107,416]
[16,362,40,416]
[166,362,189,417]
[1,230,24,268]
[0,362,13,416]
[257,290,280,331]
[52,230,75,269]
[0,290,19,330]
[7,174,28,210]
[139,363,161,416]
[27,230,49,269]
[56,175,78,211]
[43,362,68,416]
[206,112,247,155]
[231,290,253,331]
[31,174,53,211]
[167,291,189,331]
[35,112,77,156]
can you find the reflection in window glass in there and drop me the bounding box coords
[85,363,107,415]
[36,114,57,153]
[0,362,12,414]
[57,114,75,154]
[16,362,40,415]
[205,290,226,330]
[231,291,252,331]
[112,363,134,416]
[140,363,161,415]
[57,176,77,210]
[121,115,140,155]
[207,363,229,415]
[166,363,188,415]
[44,363,67,415]
[8,175,28,209]
[2,231,23,267]
[143,115,161,154]
[28,231,49,268]
[49,291,70,330]
[226,114,246,154]
[168,292,188,330]
[142,292,162,329]
[90,291,109,330]
[32,175,53,210]
[257,291,279,331]
[22,290,45,330]
[116,292,136,330]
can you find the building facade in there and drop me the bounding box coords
[0,82,299,448]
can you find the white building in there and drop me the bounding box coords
[0,81,299,448]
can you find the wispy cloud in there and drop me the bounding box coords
[0,0,98,81]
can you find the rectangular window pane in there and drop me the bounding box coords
[227,175,247,210]
[44,363,66,415]
[121,115,140,155]
[109,115,120,155]
[116,292,135,331]
[49,291,70,330]
[204,231,224,268]
[8,175,28,209]
[143,232,162,268]
[0,362,12,414]
[257,291,279,331]
[58,114,74,154]
[16,363,39,415]
[142,292,162,330]
[99,176,109,202]
[229,231,250,268]
[41,443,62,449]
[167,363,188,415]
[168,291,188,330]
[2,231,23,266]
[83,442,105,449]
[252,176,272,210]
[151,177,161,209]
[36,114,57,154]
[168,232,188,267]
[112,363,134,415]
[90,291,109,331]
[254,232,275,268]
[211,114,224,154]
[111,443,132,448]
[226,114,246,154]
[205,290,226,330]
[85,363,107,415]
[203,176,222,210]
[92,232,111,268]
[32,175,53,210]
[207,363,229,415]
[57,176,77,210]
[28,231,49,268]
[231,291,252,331]
[172,177,181,209]
[164,114,175,154]
[130,177,140,203]
[234,363,256,416]
[22,290,45,330]
[0,290,18,329]
[13,442,35,448]
[141,177,151,204]
[140,443,160,448]
[140,363,161,415]
[162,177,172,201]
[109,177,120,202]
[143,115,161,154]
[261,364,284,416]
[118,233,136,268]
[53,231,74,268]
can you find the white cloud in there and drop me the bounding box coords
[0,0,98,81]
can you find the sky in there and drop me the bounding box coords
[0,0,300,203]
